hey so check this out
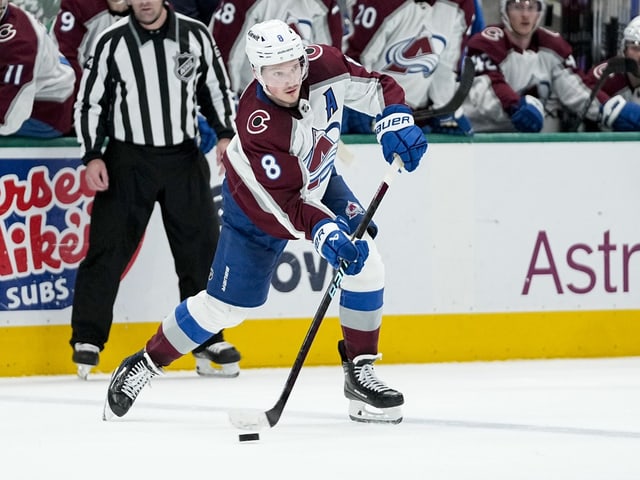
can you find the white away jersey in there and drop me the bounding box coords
[51,0,129,98]
[0,4,75,136]
[223,44,405,240]
[346,0,476,110]
[586,60,640,105]
[462,24,605,132]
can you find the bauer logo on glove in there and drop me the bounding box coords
[375,104,428,173]
[374,113,412,137]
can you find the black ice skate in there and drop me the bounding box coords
[338,340,404,424]
[103,350,162,420]
[72,343,100,380]
[193,341,241,378]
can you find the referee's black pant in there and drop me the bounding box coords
[70,139,219,351]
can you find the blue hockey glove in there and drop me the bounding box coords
[312,217,369,276]
[375,104,428,172]
[601,95,640,131]
[197,115,217,154]
[422,108,474,136]
[510,95,544,132]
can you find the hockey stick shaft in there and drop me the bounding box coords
[413,57,475,121]
[263,155,404,428]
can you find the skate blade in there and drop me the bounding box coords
[195,359,240,378]
[102,398,116,421]
[228,408,270,430]
[348,401,403,425]
[76,364,92,380]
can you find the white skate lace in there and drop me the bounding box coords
[355,361,392,393]
[121,361,157,401]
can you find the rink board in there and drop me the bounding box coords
[1,310,640,376]
[1,133,640,376]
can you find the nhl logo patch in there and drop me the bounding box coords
[174,52,196,82]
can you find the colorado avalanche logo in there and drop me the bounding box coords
[344,201,364,220]
[305,45,322,61]
[247,110,270,134]
[592,61,609,80]
[481,26,504,42]
[0,23,17,42]
[384,27,446,77]
[305,123,340,190]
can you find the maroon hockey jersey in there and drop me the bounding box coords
[0,4,75,136]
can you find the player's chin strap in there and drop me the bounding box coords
[228,154,405,431]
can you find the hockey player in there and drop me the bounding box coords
[51,0,131,105]
[0,0,75,138]
[462,0,640,132]
[585,15,640,108]
[104,19,427,424]
[343,0,479,135]
[211,0,343,94]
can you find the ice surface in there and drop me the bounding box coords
[1,357,639,479]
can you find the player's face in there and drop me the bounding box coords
[128,0,166,29]
[261,59,303,108]
[625,44,640,78]
[507,1,542,37]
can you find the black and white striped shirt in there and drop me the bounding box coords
[75,5,235,163]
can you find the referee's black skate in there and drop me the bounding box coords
[103,350,162,420]
[338,340,404,424]
[193,341,241,378]
[72,343,99,380]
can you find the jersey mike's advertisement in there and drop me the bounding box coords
[1,137,639,374]
[0,149,92,319]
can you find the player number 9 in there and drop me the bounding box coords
[59,11,76,32]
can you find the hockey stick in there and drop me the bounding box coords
[412,57,475,121]
[229,154,404,431]
[570,56,638,131]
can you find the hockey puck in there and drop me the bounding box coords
[238,433,260,442]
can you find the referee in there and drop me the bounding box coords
[71,0,240,379]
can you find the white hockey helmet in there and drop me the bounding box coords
[501,0,546,33]
[0,0,8,21]
[245,19,309,89]
[621,16,640,53]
